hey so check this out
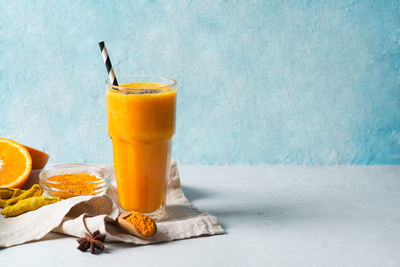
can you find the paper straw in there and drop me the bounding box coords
[98,41,118,86]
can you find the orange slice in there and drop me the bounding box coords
[23,145,49,170]
[0,138,32,188]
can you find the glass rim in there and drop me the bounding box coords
[105,74,177,91]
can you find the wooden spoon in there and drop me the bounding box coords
[117,212,157,239]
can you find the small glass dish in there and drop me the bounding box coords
[39,163,112,199]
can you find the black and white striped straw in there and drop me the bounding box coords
[98,41,118,86]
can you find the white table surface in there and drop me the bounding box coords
[1,165,399,266]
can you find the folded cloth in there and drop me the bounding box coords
[0,161,224,247]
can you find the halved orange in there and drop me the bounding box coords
[23,145,49,170]
[0,138,32,188]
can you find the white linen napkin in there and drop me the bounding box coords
[0,161,224,247]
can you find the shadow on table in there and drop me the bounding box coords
[180,186,277,231]
[181,185,216,202]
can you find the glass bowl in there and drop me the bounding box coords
[39,163,112,199]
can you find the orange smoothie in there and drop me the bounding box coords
[106,82,176,214]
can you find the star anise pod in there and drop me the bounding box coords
[77,230,106,254]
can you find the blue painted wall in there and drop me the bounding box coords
[0,0,399,164]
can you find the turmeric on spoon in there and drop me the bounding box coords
[118,211,157,238]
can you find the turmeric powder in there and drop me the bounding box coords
[125,211,157,238]
[45,174,102,199]
[1,195,60,217]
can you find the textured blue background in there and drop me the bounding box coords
[0,0,399,164]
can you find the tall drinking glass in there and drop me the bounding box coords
[106,75,177,219]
